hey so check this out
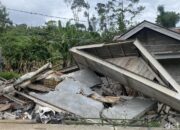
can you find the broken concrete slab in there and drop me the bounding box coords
[55,78,120,104]
[62,69,102,88]
[30,91,104,118]
[102,97,155,120]
[55,78,93,96]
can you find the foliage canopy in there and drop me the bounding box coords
[0,1,145,73]
[156,5,180,28]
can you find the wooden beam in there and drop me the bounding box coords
[134,39,180,93]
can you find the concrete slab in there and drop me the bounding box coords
[55,78,93,95]
[102,97,155,120]
[64,69,102,88]
[30,91,104,118]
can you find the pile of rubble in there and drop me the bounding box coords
[0,63,179,128]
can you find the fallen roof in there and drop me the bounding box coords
[114,20,180,41]
[70,40,180,111]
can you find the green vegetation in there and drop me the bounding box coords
[0,71,20,80]
[0,1,178,78]
[156,5,180,28]
[0,1,145,74]
[147,120,161,127]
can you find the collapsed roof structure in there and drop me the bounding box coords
[70,21,180,112]
[114,21,180,84]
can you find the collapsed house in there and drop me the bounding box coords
[71,20,180,109]
[0,21,180,127]
[70,21,180,126]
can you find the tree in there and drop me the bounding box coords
[156,5,180,28]
[90,15,97,32]
[64,0,89,21]
[95,3,108,32]
[83,2,94,32]
[95,0,144,33]
[64,0,97,32]
[0,2,12,33]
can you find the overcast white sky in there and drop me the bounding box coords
[1,0,180,26]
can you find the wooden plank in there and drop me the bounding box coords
[134,39,180,93]
[60,66,79,74]
[106,57,164,85]
[4,94,27,106]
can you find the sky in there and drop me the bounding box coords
[1,0,180,26]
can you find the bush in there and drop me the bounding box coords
[0,71,20,80]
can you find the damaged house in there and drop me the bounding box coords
[70,21,180,121]
[1,21,180,127]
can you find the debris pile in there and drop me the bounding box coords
[0,62,179,128]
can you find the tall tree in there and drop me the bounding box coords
[64,0,89,21]
[83,2,94,31]
[156,5,180,28]
[64,0,94,31]
[90,15,97,32]
[0,2,12,33]
[95,3,108,32]
[95,0,144,33]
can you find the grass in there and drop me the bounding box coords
[0,71,20,80]
[147,120,161,127]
